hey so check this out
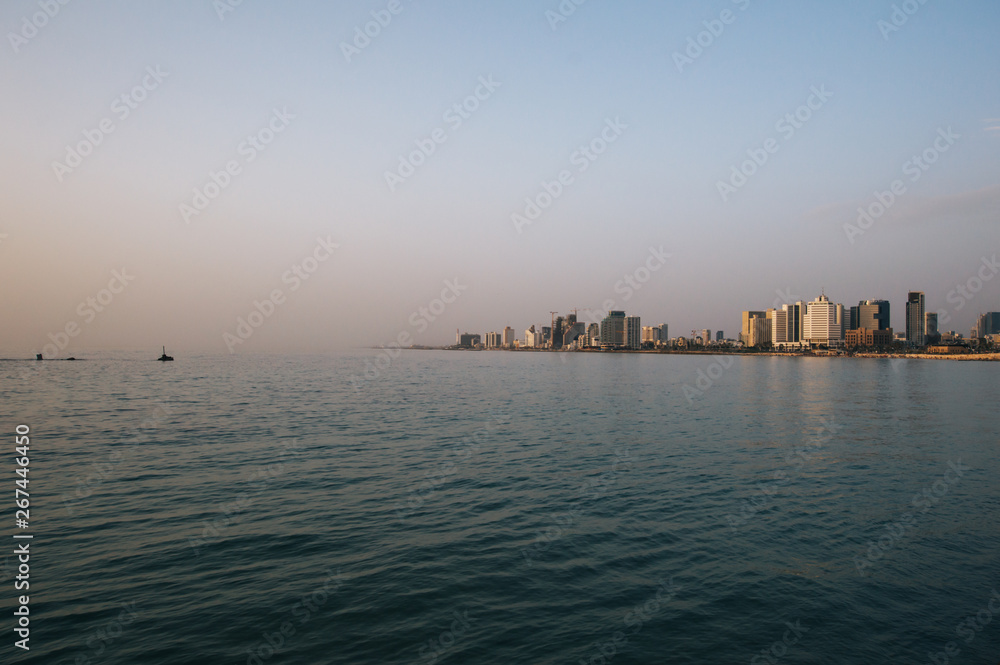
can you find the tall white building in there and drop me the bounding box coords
[641,326,660,343]
[803,295,845,347]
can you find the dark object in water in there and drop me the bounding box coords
[67,357,76,361]
[36,353,43,361]
[157,346,174,362]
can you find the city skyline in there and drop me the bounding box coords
[444,290,1000,348]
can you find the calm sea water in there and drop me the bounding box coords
[2,351,998,664]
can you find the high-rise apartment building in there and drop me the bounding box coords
[803,295,845,347]
[771,302,806,346]
[972,312,1000,338]
[600,311,626,347]
[659,324,669,343]
[502,327,515,348]
[587,323,600,347]
[716,330,724,342]
[906,292,925,346]
[741,311,766,345]
[924,312,939,345]
[625,316,642,350]
[849,300,891,331]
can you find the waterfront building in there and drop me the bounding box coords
[502,327,515,348]
[625,316,641,350]
[741,311,767,345]
[845,328,894,348]
[972,312,1000,338]
[906,291,925,346]
[485,332,502,349]
[523,326,544,348]
[600,311,626,348]
[849,300,891,331]
[458,333,481,348]
[587,323,600,347]
[803,295,845,347]
[925,312,940,345]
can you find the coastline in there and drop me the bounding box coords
[387,347,1000,361]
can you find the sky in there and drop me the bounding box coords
[1,0,998,355]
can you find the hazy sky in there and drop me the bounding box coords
[2,0,998,355]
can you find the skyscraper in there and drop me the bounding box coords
[906,292,925,346]
[552,316,565,349]
[502,326,515,348]
[625,316,641,350]
[850,300,891,331]
[741,311,766,345]
[803,294,845,347]
[771,302,806,347]
[600,311,626,348]
[972,312,1000,338]
[924,312,939,345]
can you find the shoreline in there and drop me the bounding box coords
[392,347,1000,361]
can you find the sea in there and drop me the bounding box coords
[1,350,998,665]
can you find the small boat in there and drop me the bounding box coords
[157,346,174,362]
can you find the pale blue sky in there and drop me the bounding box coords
[1,0,998,353]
